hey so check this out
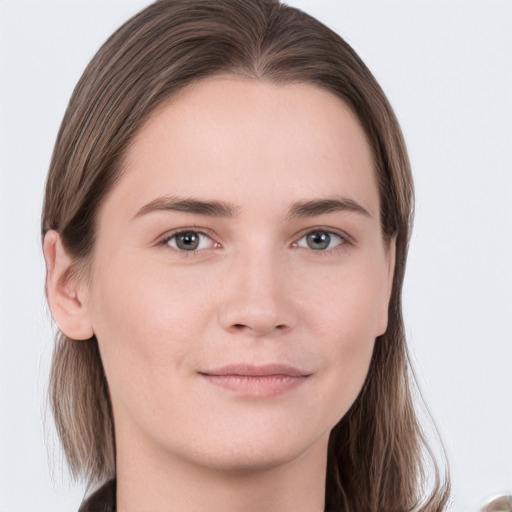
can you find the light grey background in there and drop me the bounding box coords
[1,1,511,511]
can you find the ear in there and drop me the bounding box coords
[43,230,94,340]
[376,234,397,337]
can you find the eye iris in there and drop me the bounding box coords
[176,232,200,251]
[306,232,331,250]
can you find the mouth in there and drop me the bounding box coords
[199,364,310,397]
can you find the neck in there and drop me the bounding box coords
[115,429,329,512]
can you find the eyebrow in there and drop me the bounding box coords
[286,197,371,219]
[133,195,371,219]
[134,196,239,218]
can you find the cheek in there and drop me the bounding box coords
[298,262,385,414]
[87,256,214,397]
[300,258,387,344]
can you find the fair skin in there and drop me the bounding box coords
[44,77,395,512]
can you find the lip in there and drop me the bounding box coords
[199,364,310,397]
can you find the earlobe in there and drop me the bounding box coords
[43,230,94,341]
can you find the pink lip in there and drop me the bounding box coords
[199,364,310,397]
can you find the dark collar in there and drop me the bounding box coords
[78,479,116,512]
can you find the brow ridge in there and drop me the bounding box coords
[133,195,371,220]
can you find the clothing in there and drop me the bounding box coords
[78,479,116,512]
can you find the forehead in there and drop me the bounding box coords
[115,76,378,218]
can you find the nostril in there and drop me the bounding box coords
[230,323,287,334]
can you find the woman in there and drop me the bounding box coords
[42,0,450,510]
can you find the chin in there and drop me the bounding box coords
[174,422,330,474]
[194,445,310,474]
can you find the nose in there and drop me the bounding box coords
[217,248,297,337]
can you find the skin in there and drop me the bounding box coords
[45,77,395,512]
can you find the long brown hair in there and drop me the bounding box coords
[42,0,450,510]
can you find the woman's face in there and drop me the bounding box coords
[82,77,395,472]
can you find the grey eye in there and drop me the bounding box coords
[296,231,343,251]
[167,231,211,251]
[307,232,331,250]
[176,232,200,250]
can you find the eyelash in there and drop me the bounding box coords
[158,227,352,256]
[291,230,348,255]
[158,228,219,255]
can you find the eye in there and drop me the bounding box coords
[163,230,217,251]
[295,230,344,251]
